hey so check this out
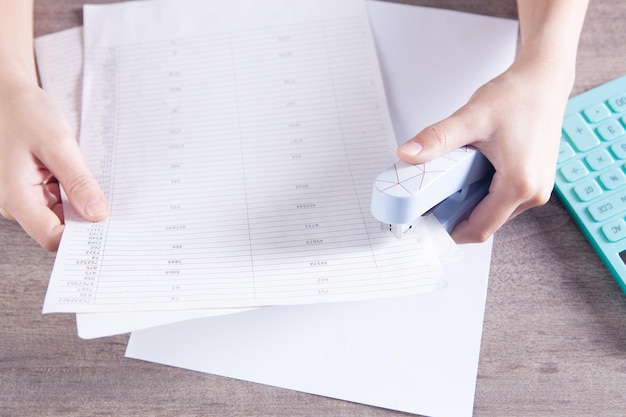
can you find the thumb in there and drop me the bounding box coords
[41,138,110,222]
[397,109,477,164]
[61,171,110,222]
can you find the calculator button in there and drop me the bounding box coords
[583,103,612,123]
[587,189,626,222]
[610,140,626,159]
[560,160,589,182]
[573,180,602,201]
[558,140,575,163]
[607,93,626,113]
[563,113,600,151]
[585,149,613,171]
[597,120,625,141]
[602,219,626,242]
[599,168,626,190]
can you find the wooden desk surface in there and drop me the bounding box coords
[2,1,625,416]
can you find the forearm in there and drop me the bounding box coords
[0,0,36,83]
[516,0,589,91]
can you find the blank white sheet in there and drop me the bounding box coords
[126,2,518,417]
[127,240,493,417]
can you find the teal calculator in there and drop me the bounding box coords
[555,74,626,294]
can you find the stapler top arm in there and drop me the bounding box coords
[371,146,493,238]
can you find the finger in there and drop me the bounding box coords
[44,180,65,222]
[21,205,64,251]
[38,137,110,222]
[397,107,484,164]
[0,206,14,220]
[42,177,60,207]
[449,176,517,244]
[9,183,65,251]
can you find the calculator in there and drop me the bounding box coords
[555,74,626,294]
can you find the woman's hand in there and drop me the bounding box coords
[0,69,109,251]
[397,0,588,243]
[397,58,570,243]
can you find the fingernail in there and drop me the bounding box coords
[399,141,422,156]
[85,197,108,218]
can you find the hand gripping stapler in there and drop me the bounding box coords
[371,146,494,239]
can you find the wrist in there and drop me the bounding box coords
[515,0,589,94]
[514,41,576,95]
[0,57,38,95]
[0,0,36,85]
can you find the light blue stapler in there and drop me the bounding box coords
[371,147,494,238]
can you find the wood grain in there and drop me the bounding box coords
[1,1,624,416]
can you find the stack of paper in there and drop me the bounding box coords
[34,1,518,416]
[41,0,450,328]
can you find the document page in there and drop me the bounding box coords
[43,0,445,314]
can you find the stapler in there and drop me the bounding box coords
[371,146,494,238]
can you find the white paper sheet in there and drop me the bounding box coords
[32,25,458,339]
[42,0,447,315]
[74,213,455,339]
[126,3,518,417]
[32,27,84,141]
[35,26,255,339]
[127,239,493,417]
[370,1,520,141]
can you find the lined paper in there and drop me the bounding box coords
[43,0,445,314]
